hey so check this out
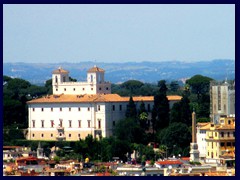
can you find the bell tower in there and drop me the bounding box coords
[52,67,69,94]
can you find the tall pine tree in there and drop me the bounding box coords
[125,96,137,119]
[152,80,170,131]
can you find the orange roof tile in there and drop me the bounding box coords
[156,160,183,165]
[52,67,69,74]
[198,123,211,130]
[87,66,105,73]
[27,94,182,104]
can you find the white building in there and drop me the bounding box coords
[196,123,209,161]
[210,81,235,124]
[27,66,182,141]
[52,66,111,95]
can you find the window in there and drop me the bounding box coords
[227,132,230,137]
[51,108,53,112]
[88,120,91,128]
[32,120,35,128]
[69,120,72,128]
[51,120,54,128]
[51,134,53,137]
[112,105,115,111]
[63,76,66,82]
[91,88,93,90]
[78,134,81,138]
[32,134,35,137]
[212,142,213,148]
[221,132,224,137]
[55,76,58,83]
[60,107,62,111]
[73,88,75,91]
[41,134,44,137]
[220,142,225,147]
[41,120,44,128]
[119,105,122,111]
[98,105,101,111]
[56,88,58,91]
[98,120,101,129]
[106,87,109,90]
[64,88,66,91]
[227,142,231,147]
[33,108,35,112]
[69,134,71,138]
[78,107,81,111]
[78,120,81,128]
[215,132,217,137]
[69,107,71,111]
[41,108,44,112]
[88,107,90,111]
[113,121,115,126]
[99,87,101,90]
[83,88,85,91]
[233,131,235,137]
[228,120,231,125]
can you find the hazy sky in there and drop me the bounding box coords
[3,4,235,63]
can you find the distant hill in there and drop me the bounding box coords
[3,59,235,85]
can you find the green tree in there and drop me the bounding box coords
[152,80,170,131]
[121,80,144,94]
[138,101,149,129]
[157,122,191,157]
[125,96,137,119]
[169,81,180,92]
[114,118,146,144]
[186,75,213,100]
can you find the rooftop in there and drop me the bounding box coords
[27,94,182,104]
[87,66,105,73]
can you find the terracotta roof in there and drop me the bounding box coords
[181,157,190,161]
[87,66,105,73]
[52,67,69,74]
[27,94,182,104]
[198,123,211,130]
[155,160,183,165]
[167,95,182,101]
[3,146,22,149]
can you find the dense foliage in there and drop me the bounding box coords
[3,74,220,162]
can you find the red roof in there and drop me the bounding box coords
[181,157,190,161]
[155,160,183,165]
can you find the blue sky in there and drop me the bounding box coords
[3,4,235,63]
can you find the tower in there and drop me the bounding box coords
[189,111,200,162]
[210,81,235,124]
[87,65,105,84]
[52,67,69,94]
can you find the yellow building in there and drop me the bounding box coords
[205,116,235,164]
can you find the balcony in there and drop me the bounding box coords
[56,134,66,141]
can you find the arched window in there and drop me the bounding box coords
[55,76,58,83]
[91,75,93,82]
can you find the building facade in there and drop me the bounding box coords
[27,66,182,141]
[210,81,235,124]
[205,116,235,163]
[196,123,209,161]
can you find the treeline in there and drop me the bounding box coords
[3,74,219,162]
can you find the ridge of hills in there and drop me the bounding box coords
[3,59,235,85]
